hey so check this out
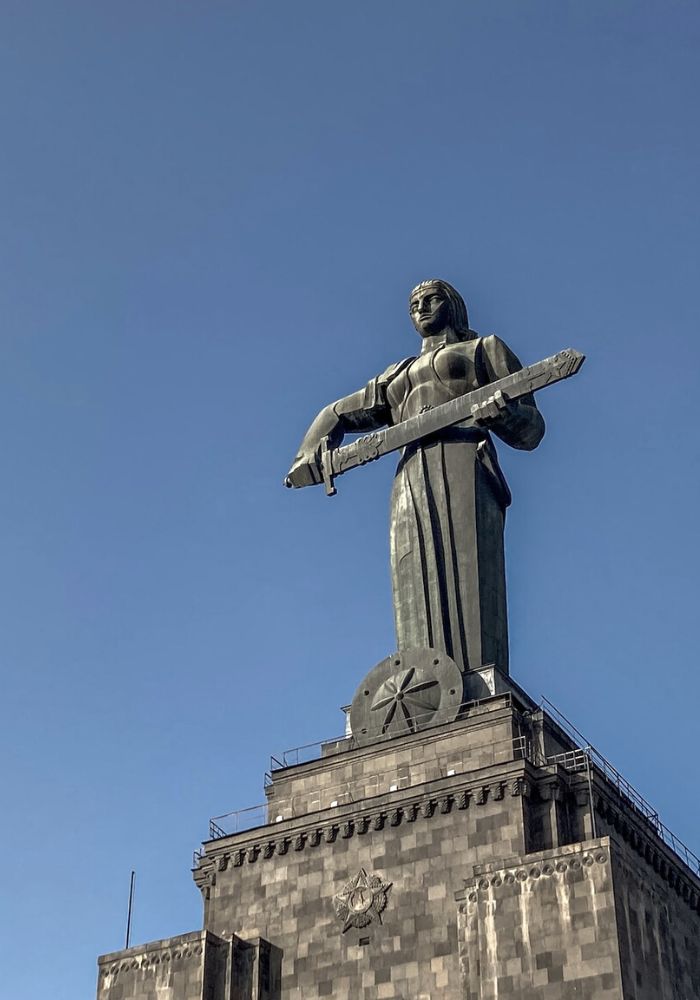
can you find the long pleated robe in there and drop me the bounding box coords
[378,334,544,674]
[389,427,509,672]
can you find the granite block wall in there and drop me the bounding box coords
[99,700,700,999]
[97,931,282,1000]
[97,931,228,1000]
[456,834,700,999]
[612,848,700,998]
[266,698,526,820]
[201,779,529,999]
[456,838,623,999]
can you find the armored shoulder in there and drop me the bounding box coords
[478,334,525,380]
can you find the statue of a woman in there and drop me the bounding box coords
[285,280,545,674]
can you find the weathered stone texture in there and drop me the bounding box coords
[97,930,227,1000]
[192,698,700,998]
[457,839,623,999]
[455,834,700,999]
[98,693,700,998]
[266,697,525,819]
[204,789,526,999]
[97,931,281,1000]
[612,848,700,999]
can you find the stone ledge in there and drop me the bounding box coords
[266,693,521,787]
[97,929,228,985]
[194,765,532,892]
[206,755,534,851]
[457,836,612,904]
[98,929,209,967]
[594,792,700,912]
[456,836,623,1000]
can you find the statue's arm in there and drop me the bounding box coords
[477,335,545,451]
[285,383,392,488]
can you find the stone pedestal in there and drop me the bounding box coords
[96,686,700,999]
[461,663,530,702]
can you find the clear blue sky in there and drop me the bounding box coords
[1,3,698,997]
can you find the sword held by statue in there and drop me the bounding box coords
[285,347,585,497]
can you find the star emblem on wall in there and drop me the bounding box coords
[333,868,393,932]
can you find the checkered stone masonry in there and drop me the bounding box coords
[97,931,228,1000]
[97,693,700,998]
[457,839,623,999]
[611,847,700,998]
[96,931,280,1000]
[201,783,528,999]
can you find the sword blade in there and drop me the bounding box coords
[324,348,584,492]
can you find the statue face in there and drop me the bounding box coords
[409,285,451,337]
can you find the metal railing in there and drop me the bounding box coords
[208,803,269,839]
[199,692,700,881]
[207,731,533,841]
[274,738,345,769]
[270,692,515,771]
[546,746,660,828]
[662,826,700,877]
[542,697,700,878]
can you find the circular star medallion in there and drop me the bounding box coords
[348,886,373,914]
[349,648,463,746]
[333,868,393,932]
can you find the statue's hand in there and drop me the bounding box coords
[471,390,510,428]
[284,454,323,489]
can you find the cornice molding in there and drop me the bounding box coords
[594,795,700,913]
[193,774,531,892]
[458,846,610,907]
[98,933,222,982]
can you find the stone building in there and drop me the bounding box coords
[96,666,700,999]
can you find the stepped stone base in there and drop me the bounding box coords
[96,684,700,999]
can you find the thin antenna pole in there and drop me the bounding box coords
[125,870,136,950]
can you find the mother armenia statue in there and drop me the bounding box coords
[285,279,546,676]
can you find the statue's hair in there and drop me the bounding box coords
[409,279,472,339]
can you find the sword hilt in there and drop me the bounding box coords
[319,436,337,497]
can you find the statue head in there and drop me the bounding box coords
[409,279,472,340]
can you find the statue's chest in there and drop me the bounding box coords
[387,344,480,420]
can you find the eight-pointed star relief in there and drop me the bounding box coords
[349,648,464,746]
[333,868,393,932]
[370,665,441,733]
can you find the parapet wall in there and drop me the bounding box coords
[97,931,280,1000]
[612,846,700,999]
[97,930,228,1000]
[457,838,623,999]
[456,833,700,1000]
[265,695,525,821]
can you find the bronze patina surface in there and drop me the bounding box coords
[286,280,562,672]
